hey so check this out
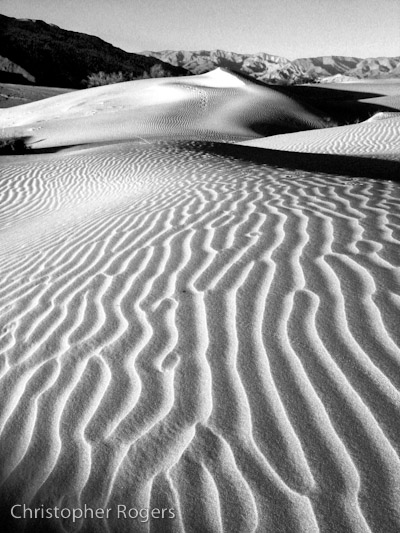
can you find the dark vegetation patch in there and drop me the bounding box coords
[0,136,32,154]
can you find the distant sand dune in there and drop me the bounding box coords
[303,80,400,97]
[1,141,400,532]
[362,97,400,112]
[240,113,400,162]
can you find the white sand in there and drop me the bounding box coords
[0,74,400,533]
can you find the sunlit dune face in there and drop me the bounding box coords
[0,69,329,149]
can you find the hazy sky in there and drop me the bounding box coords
[0,0,399,59]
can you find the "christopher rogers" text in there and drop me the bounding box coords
[11,504,176,523]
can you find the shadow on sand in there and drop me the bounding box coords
[205,142,400,182]
[271,84,397,124]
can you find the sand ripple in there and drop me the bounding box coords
[0,143,399,532]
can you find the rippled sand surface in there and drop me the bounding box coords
[0,140,399,532]
[1,72,400,533]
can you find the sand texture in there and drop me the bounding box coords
[0,73,400,533]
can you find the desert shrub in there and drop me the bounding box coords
[0,136,31,154]
[83,63,174,87]
[85,70,125,87]
[133,64,173,80]
[148,63,172,78]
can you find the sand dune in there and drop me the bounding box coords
[304,79,400,97]
[0,136,399,533]
[0,69,329,149]
[240,113,400,162]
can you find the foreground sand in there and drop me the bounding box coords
[0,139,399,533]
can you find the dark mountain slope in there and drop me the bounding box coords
[0,15,187,89]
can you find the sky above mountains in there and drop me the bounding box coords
[1,0,399,59]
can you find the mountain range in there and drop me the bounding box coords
[1,14,399,89]
[143,49,400,84]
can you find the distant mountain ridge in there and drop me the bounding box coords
[1,14,398,89]
[0,15,187,89]
[143,49,400,84]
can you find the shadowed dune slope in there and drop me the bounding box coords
[0,142,400,533]
[0,69,329,149]
[273,80,400,125]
